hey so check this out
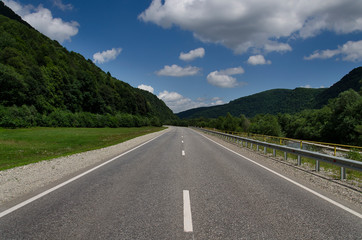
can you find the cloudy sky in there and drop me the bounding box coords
[4,0,362,113]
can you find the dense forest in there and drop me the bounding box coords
[0,3,176,128]
[178,67,362,119]
[181,88,362,146]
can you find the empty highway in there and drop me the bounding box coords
[0,127,361,239]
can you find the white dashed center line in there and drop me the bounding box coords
[183,190,193,232]
[182,150,185,156]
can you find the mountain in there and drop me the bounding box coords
[177,88,324,119]
[178,67,362,119]
[0,2,32,29]
[314,67,362,108]
[0,3,176,124]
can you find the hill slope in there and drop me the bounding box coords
[0,2,176,123]
[178,67,362,119]
[314,67,362,108]
[178,88,324,119]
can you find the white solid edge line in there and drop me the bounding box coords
[0,131,167,219]
[196,131,362,219]
[183,190,193,232]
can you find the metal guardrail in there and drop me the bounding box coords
[205,128,362,157]
[198,128,362,180]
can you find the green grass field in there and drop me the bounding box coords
[0,127,165,171]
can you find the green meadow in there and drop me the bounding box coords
[0,127,165,170]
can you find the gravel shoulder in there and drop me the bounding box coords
[0,127,171,205]
[195,129,362,213]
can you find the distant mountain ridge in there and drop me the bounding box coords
[0,3,176,123]
[178,67,362,119]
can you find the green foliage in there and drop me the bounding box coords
[179,89,362,146]
[323,89,362,145]
[0,105,162,128]
[178,67,362,119]
[178,88,325,119]
[314,67,362,108]
[249,114,282,136]
[347,149,362,161]
[0,9,177,127]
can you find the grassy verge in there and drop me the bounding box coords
[0,126,165,171]
[224,136,361,185]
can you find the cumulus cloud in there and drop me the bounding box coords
[4,0,79,43]
[93,48,122,64]
[156,64,201,77]
[53,0,73,11]
[300,85,327,89]
[138,84,154,93]
[207,67,246,88]
[247,55,271,65]
[158,90,224,113]
[179,47,205,61]
[304,40,362,62]
[139,0,362,54]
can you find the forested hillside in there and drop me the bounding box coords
[0,2,176,127]
[314,67,362,108]
[178,88,324,119]
[178,67,362,119]
[184,88,362,146]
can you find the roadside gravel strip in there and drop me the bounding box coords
[0,127,171,205]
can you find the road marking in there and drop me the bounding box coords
[182,140,184,143]
[183,190,193,232]
[197,131,362,219]
[0,131,168,219]
[182,150,185,156]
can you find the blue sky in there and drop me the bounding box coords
[4,0,362,113]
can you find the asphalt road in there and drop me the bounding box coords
[0,127,361,239]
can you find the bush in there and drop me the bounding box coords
[0,104,162,128]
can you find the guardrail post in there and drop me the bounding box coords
[264,146,267,154]
[341,167,346,180]
[315,160,320,172]
[251,143,253,149]
[257,145,259,151]
[273,149,276,157]
[284,152,287,161]
[297,155,301,166]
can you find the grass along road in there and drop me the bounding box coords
[0,127,165,170]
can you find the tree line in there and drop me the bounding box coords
[0,105,162,128]
[177,89,362,146]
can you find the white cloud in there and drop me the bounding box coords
[301,84,312,88]
[156,64,201,77]
[264,42,292,53]
[219,67,245,75]
[207,67,246,88]
[4,0,79,43]
[158,90,224,113]
[300,85,327,89]
[247,55,271,65]
[93,48,122,64]
[139,0,362,54]
[53,0,73,11]
[138,84,154,93]
[179,47,205,61]
[304,40,362,62]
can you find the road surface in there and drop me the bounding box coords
[0,127,361,239]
